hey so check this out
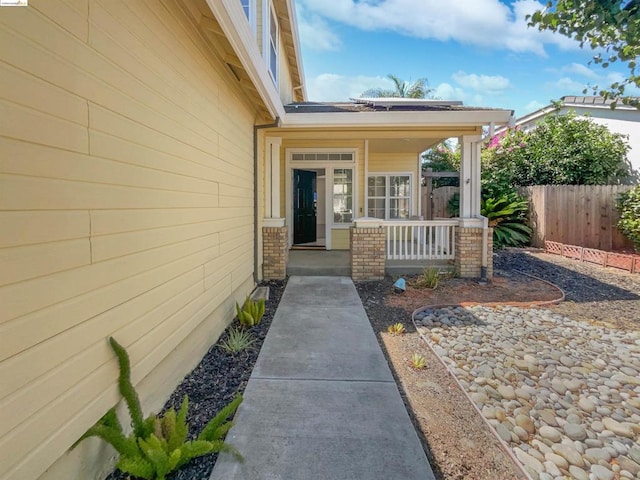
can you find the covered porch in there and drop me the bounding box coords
[259,98,511,281]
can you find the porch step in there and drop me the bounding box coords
[286,250,351,277]
[386,260,455,277]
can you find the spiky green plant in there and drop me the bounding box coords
[219,326,255,354]
[413,268,440,289]
[410,353,427,370]
[235,296,265,328]
[481,194,532,249]
[74,337,242,480]
[387,323,406,335]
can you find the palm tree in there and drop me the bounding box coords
[361,74,432,99]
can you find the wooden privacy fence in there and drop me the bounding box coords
[422,186,459,219]
[518,185,634,251]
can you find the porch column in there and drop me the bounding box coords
[459,135,483,219]
[264,136,282,220]
[263,137,287,279]
[351,218,385,281]
[456,135,493,280]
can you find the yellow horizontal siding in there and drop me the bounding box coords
[368,153,417,174]
[0,1,260,478]
[0,211,90,248]
[331,229,350,250]
[0,239,91,287]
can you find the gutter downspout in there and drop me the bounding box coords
[253,117,281,284]
[480,215,489,282]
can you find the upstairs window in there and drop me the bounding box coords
[267,2,278,83]
[240,0,256,33]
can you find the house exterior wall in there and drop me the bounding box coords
[0,1,263,479]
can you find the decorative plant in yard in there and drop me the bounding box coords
[481,193,533,249]
[236,296,265,327]
[412,267,441,289]
[387,323,406,335]
[219,326,255,354]
[410,353,427,370]
[74,337,242,480]
[448,192,532,249]
[617,185,640,252]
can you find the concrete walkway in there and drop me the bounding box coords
[210,276,435,480]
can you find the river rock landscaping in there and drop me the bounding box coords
[415,304,640,480]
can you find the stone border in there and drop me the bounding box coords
[545,240,640,274]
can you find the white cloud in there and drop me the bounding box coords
[296,5,342,51]
[547,76,587,93]
[562,63,601,80]
[451,71,511,94]
[298,0,579,56]
[524,100,546,111]
[306,73,396,101]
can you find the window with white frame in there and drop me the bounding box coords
[333,168,353,224]
[267,2,278,83]
[367,174,411,220]
[240,0,256,32]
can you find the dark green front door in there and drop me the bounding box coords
[293,169,317,244]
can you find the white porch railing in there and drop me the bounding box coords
[384,220,457,261]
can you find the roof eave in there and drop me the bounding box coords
[281,109,513,128]
[205,0,285,119]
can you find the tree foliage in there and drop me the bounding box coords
[528,0,640,107]
[361,74,432,98]
[422,142,459,188]
[483,112,633,188]
[617,185,640,251]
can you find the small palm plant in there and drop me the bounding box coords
[481,193,532,249]
[74,338,242,480]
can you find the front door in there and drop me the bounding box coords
[293,169,317,244]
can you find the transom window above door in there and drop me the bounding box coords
[367,174,411,220]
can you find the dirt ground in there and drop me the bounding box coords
[357,250,640,480]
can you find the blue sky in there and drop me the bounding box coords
[293,0,639,117]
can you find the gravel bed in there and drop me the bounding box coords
[415,304,640,480]
[105,279,286,480]
[494,249,640,330]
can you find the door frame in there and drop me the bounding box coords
[286,148,358,251]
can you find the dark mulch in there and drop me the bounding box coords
[494,248,640,330]
[106,279,286,480]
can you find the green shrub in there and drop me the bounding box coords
[219,326,255,354]
[446,191,532,249]
[235,296,265,327]
[617,185,640,252]
[74,338,242,480]
[482,193,532,249]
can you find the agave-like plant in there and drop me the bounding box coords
[481,193,532,249]
[387,323,406,335]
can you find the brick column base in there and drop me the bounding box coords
[263,226,288,280]
[350,227,385,280]
[455,227,493,280]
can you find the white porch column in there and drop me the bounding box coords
[264,136,283,225]
[459,135,483,220]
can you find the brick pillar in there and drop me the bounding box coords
[350,226,386,280]
[263,226,288,280]
[455,227,493,280]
